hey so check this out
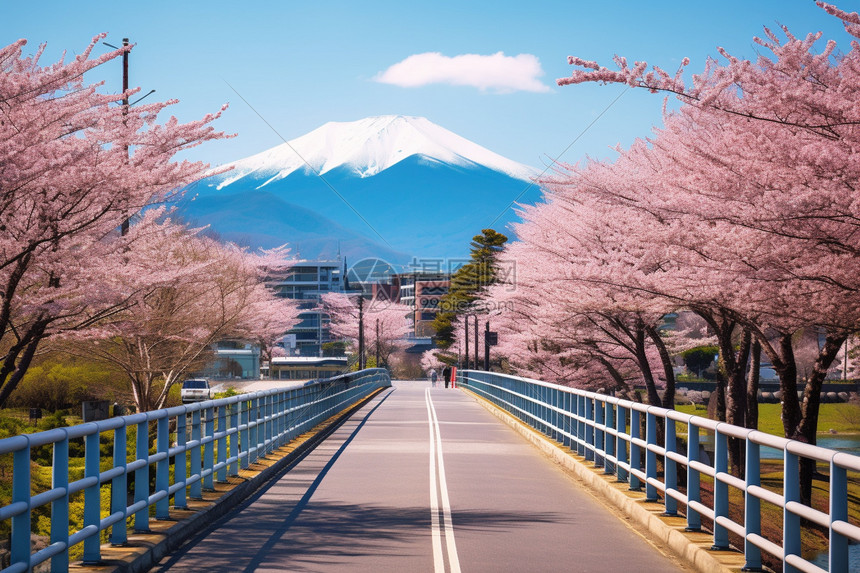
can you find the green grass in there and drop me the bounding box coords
[675,402,860,436]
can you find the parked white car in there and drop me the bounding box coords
[180,379,212,403]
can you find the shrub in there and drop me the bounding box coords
[7,354,128,411]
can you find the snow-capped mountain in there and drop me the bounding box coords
[212,115,538,188]
[181,116,542,263]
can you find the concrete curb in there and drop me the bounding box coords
[70,387,388,573]
[461,389,747,573]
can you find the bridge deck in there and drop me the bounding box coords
[151,381,688,572]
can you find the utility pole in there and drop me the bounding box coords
[103,37,153,236]
[474,315,479,371]
[464,318,469,370]
[121,38,130,236]
[484,320,490,371]
[357,296,365,370]
[375,318,380,367]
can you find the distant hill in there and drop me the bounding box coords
[177,189,409,263]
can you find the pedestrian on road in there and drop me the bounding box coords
[442,365,451,388]
[430,370,438,387]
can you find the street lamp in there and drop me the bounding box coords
[463,313,480,370]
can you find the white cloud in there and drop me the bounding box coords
[374,51,550,93]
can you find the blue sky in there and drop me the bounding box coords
[4,1,856,171]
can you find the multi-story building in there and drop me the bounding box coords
[267,258,347,356]
[397,274,450,337]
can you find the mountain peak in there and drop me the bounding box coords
[214,115,538,190]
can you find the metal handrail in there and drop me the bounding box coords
[0,368,390,572]
[459,370,859,573]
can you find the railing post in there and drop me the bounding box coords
[229,402,239,476]
[585,396,595,462]
[284,391,294,442]
[203,405,215,490]
[156,415,170,520]
[296,386,313,435]
[604,400,615,475]
[712,428,729,550]
[616,404,628,483]
[266,393,274,454]
[258,394,267,456]
[259,394,268,456]
[276,392,283,448]
[830,460,848,573]
[594,397,605,468]
[664,415,677,515]
[111,424,128,545]
[275,391,285,447]
[134,419,150,532]
[216,404,227,483]
[249,396,259,464]
[743,436,762,570]
[577,394,586,457]
[563,391,573,449]
[545,386,553,438]
[240,399,250,469]
[285,389,293,441]
[645,409,657,501]
[83,431,101,563]
[512,378,520,424]
[51,430,70,572]
[11,442,31,570]
[686,420,701,531]
[782,450,801,571]
[189,409,202,500]
[174,410,188,509]
[629,408,641,491]
[546,387,553,436]
[296,388,305,434]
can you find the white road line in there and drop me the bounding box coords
[426,389,445,572]
[426,388,461,573]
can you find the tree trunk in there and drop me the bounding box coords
[794,333,846,505]
[746,339,761,431]
[0,318,49,408]
[633,324,662,407]
[770,333,801,439]
[701,311,751,477]
[645,325,676,409]
[759,330,845,506]
[726,328,751,476]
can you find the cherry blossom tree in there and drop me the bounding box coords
[558,2,860,140]
[63,222,299,411]
[0,36,227,406]
[479,197,678,407]
[320,293,412,368]
[547,2,860,497]
[833,335,860,380]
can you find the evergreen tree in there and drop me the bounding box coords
[432,229,507,348]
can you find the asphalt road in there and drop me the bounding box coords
[151,381,688,572]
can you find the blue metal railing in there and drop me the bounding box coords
[459,370,860,573]
[0,368,390,573]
